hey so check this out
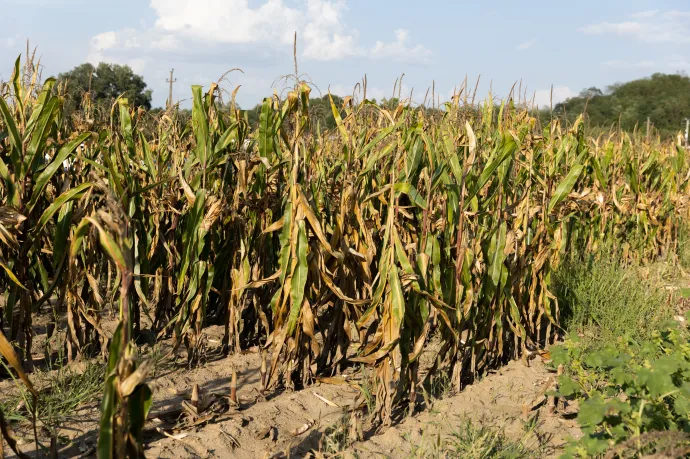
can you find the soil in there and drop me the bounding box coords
[0,317,580,459]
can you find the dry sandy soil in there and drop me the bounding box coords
[5,259,689,458]
[0,318,581,459]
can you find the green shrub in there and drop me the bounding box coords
[552,319,690,458]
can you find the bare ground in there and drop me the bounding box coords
[5,260,690,457]
[0,317,580,459]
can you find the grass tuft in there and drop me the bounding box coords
[1,361,104,439]
[408,419,532,459]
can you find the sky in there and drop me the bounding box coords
[1,0,690,109]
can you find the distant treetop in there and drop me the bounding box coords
[56,62,153,113]
[548,73,690,138]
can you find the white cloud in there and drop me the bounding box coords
[128,58,147,74]
[124,32,141,50]
[150,0,301,46]
[532,86,575,108]
[87,0,430,65]
[603,59,656,69]
[0,37,15,48]
[370,29,433,63]
[302,0,360,60]
[150,34,179,51]
[91,31,117,51]
[630,10,658,19]
[516,39,536,51]
[579,10,690,44]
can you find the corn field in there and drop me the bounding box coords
[0,55,689,456]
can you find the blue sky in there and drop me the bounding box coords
[2,0,690,109]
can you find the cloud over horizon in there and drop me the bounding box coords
[579,10,690,44]
[87,0,432,72]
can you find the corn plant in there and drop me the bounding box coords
[0,52,688,451]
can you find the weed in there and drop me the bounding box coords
[408,419,532,459]
[357,366,377,418]
[319,413,358,457]
[0,361,103,443]
[554,253,673,351]
[34,362,104,428]
[678,222,690,271]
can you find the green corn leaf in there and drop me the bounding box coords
[464,133,517,209]
[214,123,239,154]
[488,222,507,290]
[287,220,308,335]
[27,132,91,213]
[0,96,22,173]
[329,92,349,144]
[139,131,157,177]
[85,217,128,272]
[24,78,56,138]
[128,384,153,449]
[393,182,428,210]
[508,296,526,341]
[11,56,22,116]
[0,259,26,290]
[32,183,93,237]
[69,218,91,260]
[356,120,403,160]
[25,96,59,172]
[259,98,274,160]
[191,85,209,167]
[393,228,421,291]
[548,164,585,213]
[97,323,122,459]
[389,263,405,328]
[0,155,19,207]
[361,143,395,175]
[590,155,607,189]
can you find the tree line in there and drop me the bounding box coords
[542,72,690,138]
[54,62,690,138]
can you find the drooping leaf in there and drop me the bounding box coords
[27,132,91,213]
[393,182,428,210]
[548,164,585,213]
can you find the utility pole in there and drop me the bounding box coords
[646,117,650,142]
[166,68,177,109]
[685,119,690,148]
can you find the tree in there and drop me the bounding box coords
[579,87,603,98]
[378,97,401,110]
[543,73,690,138]
[56,62,153,114]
